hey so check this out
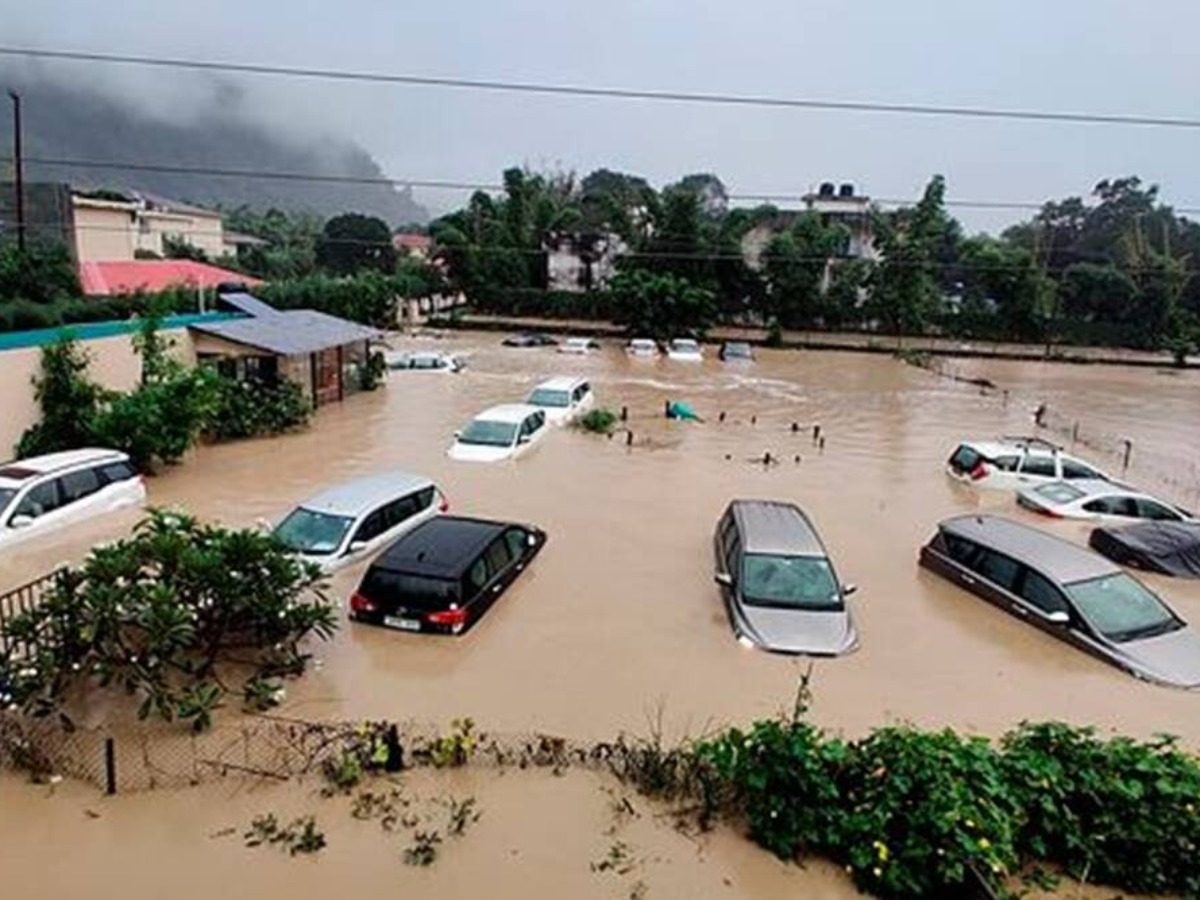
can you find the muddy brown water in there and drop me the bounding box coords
[2,334,1198,898]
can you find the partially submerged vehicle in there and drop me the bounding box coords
[448,404,549,462]
[920,514,1200,688]
[386,351,462,373]
[1017,480,1193,523]
[946,437,1111,491]
[558,337,600,355]
[350,516,546,634]
[502,332,557,348]
[667,338,703,361]
[626,338,659,357]
[714,500,858,656]
[271,470,445,574]
[719,341,755,362]
[1089,520,1200,578]
[525,377,595,426]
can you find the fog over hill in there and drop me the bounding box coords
[3,66,428,226]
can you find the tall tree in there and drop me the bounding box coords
[316,213,397,275]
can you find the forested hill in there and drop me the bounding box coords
[5,72,428,225]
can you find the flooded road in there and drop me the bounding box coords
[3,334,1198,898]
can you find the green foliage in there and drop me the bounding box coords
[244,814,327,856]
[206,376,311,442]
[257,271,400,328]
[161,235,209,262]
[609,269,717,339]
[693,715,1200,899]
[316,213,397,276]
[0,510,337,732]
[579,408,618,434]
[403,830,443,866]
[223,206,322,280]
[357,351,386,392]
[0,241,80,303]
[15,335,102,458]
[0,289,195,334]
[430,718,477,768]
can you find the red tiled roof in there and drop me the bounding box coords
[79,261,262,296]
[393,234,432,251]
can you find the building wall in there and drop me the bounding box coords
[74,205,137,263]
[0,328,195,458]
[140,211,227,259]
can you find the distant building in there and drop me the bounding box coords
[740,182,878,272]
[393,233,433,260]
[71,191,229,263]
[544,232,627,292]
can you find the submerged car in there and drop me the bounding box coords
[946,438,1111,491]
[719,341,755,362]
[350,516,547,634]
[920,514,1200,688]
[386,351,462,373]
[626,338,659,357]
[714,500,858,656]
[1017,479,1193,523]
[0,449,145,551]
[447,404,549,462]
[525,376,595,425]
[271,470,445,574]
[667,338,703,361]
[1089,520,1200,578]
[558,337,600,355]
[502,332,557,348]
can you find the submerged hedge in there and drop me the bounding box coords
[693,718,1200,898]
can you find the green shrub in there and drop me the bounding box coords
[1003,722,1200,896]
[356,351,386,391]
[206,377,312,441]
[15,335,102,457]
[579,408,618,434]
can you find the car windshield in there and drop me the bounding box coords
[528,389,571,408]
[0,487,16,520]
[725,343,752,357]
[1034,483,1086,504]
[272,507,355,556]
[741,554,842,610]
[672,340,699,351]
[1065,573,1182,642]
[459,419,518,447]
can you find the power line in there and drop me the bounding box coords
[3,45,1200,131]
[15,155,1200,216]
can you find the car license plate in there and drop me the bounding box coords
[384,616,421,632]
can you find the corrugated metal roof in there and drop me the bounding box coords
[79,261,261,296]
[189,310,380,356]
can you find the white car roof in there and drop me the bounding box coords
[671,338,699,346]
[565,337,592,345]
[1037,479,1157,502]
[964,439,1060,458]
[533,376,586,392]
[628,338,656,346]
[297,469,435,518]
[473,403,542,424]
[0,448,130,488]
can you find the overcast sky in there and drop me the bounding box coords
[4,0,1199,231]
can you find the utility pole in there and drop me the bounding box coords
[8,90,25,253]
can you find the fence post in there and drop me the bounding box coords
[1122,439,1133,473]
[104,738,116,795]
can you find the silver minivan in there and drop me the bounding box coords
[271,470,446,574]
[714,500,859,656]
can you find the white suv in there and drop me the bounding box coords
[0,449,146,551]
[947,438,1111,491]
[525,376,595,425]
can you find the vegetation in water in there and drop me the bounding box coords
[207,376,311,441]
[243,814,327,856]
[0,510,337,732]
[579,408,618,434]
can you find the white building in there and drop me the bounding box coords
[544,232,628,292]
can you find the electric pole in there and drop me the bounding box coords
[8,90,25,253]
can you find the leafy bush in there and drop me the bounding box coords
[206,377,312,441]
[0,510,337,732]
[356,351,386,392]
[579,408,618,434]
[15,335,102,458]
[1003,722,1200,896]
[258,272,401,328]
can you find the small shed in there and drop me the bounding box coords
[189,296,381,407]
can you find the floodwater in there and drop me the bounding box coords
[3,334,1199,898]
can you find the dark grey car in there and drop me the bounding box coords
[920,515,1200,688]
[714,500,858,655]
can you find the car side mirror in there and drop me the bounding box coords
[518,434,531,444]
[714,572,734,588]
[9,514,34,529]
[347,541,368,554]
[842,583,859,597]
[454,430,462,440]
[1046,610,1070,625]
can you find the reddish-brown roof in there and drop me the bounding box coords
[393,234,433,251]
[79,261,262,296]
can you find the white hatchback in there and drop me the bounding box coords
[1017,480,1194,523]
[271,470,446,574]
[626,338,660,357]
[0,448,146,551]
[558,338,600,355]
[946,438,1111,491]
[525,376,595,426]
[448,404,549,462]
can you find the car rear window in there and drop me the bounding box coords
[362,568,459,611]
[949,445,981,473]
[1034,483,1086,504]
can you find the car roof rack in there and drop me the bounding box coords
[1000,435,1063,452]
